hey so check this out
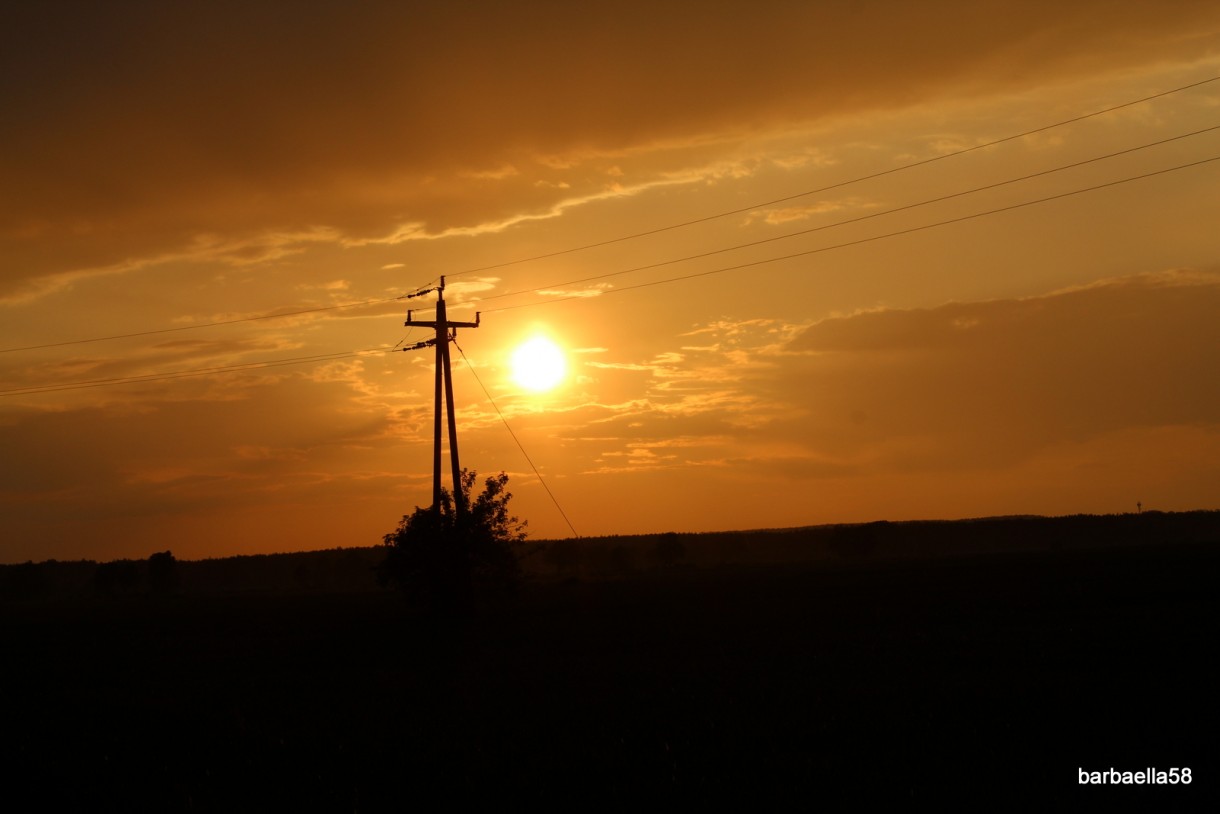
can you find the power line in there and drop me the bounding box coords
[0,290,435,356]
[7,78,1214,358]
[0,298,390,355]
[471,124,1220,308]
[0,346,397,397]
[483,154,1220,313]
[453,339,580,539]
[8,154,1215,395]
[443,74,1220,279]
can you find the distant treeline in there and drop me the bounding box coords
[0,548,385,604]
[532,510,1220,577]
[3,510,1218,602]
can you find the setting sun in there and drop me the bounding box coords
[510,337,566,392]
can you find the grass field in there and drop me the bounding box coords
[3,523,1218,809]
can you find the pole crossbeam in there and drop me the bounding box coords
[403,276,480,516]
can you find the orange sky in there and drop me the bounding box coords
[2,1,1219,562]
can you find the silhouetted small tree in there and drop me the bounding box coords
[148,550,179,596]
[378,470,526,614]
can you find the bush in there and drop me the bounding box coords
[378,470,526,614]
[148,550,180,596]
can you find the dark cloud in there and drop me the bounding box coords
[778,270,1220,468]
[3,0,1218,294]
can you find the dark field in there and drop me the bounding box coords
[4,531,1218,809]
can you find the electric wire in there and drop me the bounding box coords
[482,154,1220,313]
[453,339,581,538]
[6,78,1214,357]
[6,76,1213,546]
[471,124,1220,308]
[442,74,1220,279]
[0,296,411,355]
[0,346,398,397]
[6,153,1216,394]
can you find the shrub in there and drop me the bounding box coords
[378,470,526,614]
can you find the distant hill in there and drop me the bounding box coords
[3,510,1217,602]
[533,509,1220,577]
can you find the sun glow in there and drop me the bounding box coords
[511,337,566,392]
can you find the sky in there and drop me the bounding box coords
[2,1,1219,563]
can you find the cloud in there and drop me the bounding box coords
[744,198,876,226]
[776,269,1220,469]
[538,284,614,299]
[297,279,350,292]
[542,271,1220,484]
[4,1,1218,297]
[0,335,305,405]
[0,358,420,559]
[4,264,1218,556]
[0,225,344,304]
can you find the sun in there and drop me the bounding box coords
[511,337,566,392]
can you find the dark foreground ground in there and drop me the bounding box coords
[4,542,1218,810]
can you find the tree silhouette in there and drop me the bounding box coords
[148,550,180,596]
[378,470,526,614]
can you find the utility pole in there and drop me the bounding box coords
[403,277,480,516]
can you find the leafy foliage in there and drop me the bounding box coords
[378,470,526,614]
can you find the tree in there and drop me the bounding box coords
[378,470,527,614]
[148,550,180,596]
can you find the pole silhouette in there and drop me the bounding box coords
[404,277,480,516]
